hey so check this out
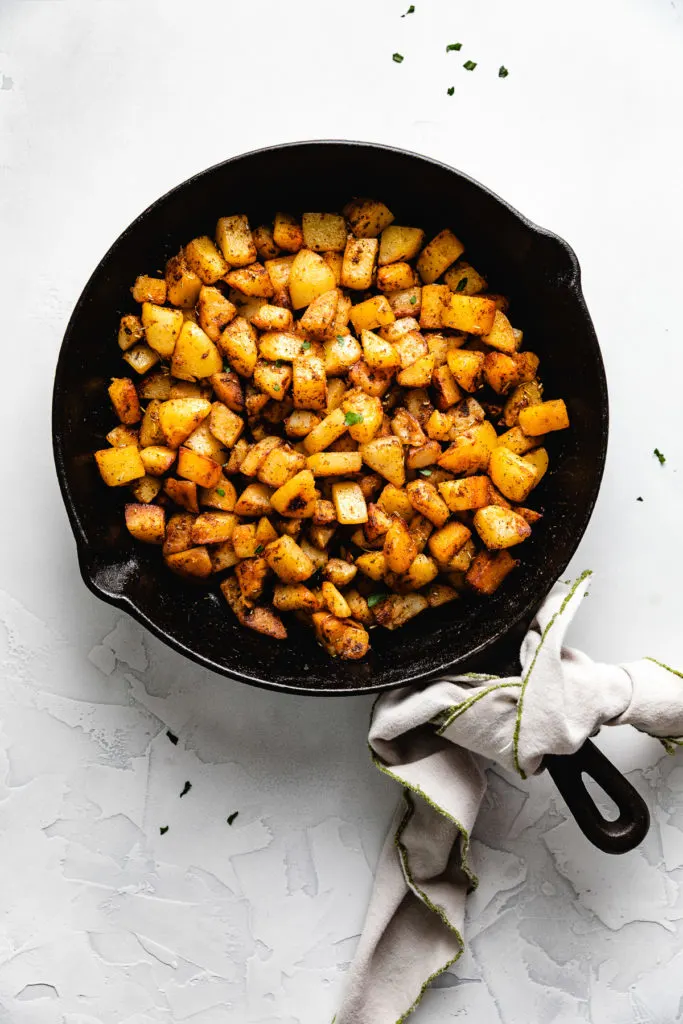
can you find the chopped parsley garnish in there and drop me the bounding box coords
[392,52,404,63]
[160,825,169,835]
[216,487,226,497]
[498,65,509,78]
[336,335,346,344]
[401,4,415,15]
[255,544,264,554]
[345,411,364,426]
[275,359,284,367]
[166,729,178,745]
[447,86,455,96]
[301,341,311,352]
[179,781,192,798]
[418,467,433,476]
[654,448,666,465]
[455,277,468,292]
[223,361,231,372]
[227,812,239,825]
[446,42,462,52]
[368,593,389,608]
[636,496,644,502]
[410,295,417,304]
[272,384,281,391]
[463,60,477,71]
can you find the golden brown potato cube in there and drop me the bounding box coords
[313,613,370,660]
[344,198,394,238]
[378,224,424,265]
[341,237,379,291]
[483,351,540,395]
[426,332,467,367]
[171,322,223,381]
[307,451,362,476]
[122,344,160,376]
[496,426,542,455]
[125,500,166,545]
[419,284,451,329]
[392,553,439,592]
[406,441,441,470]
[250,305,293,333]
[439,476,491,511]
[170,380,211,401]
[138,369,171,404]
[165,251,202,308]
[349,294,394,332]
[272,583,318,612]
[428,520,472,563]
[300,288,339,339]
[391,408,425,446]
[218,316,258,378]
[424,409,454,441]
[235,556,270,604]
[328,434,359,453]
[108,377,141,425]
[406,479,450,527]
[132,275,166,304]
[346,361,392,398]
[340,391,383,443]
[210,539,239,571]
[284,410,321,438]
[323,559,357,589]
[432,365,462,411]
[360,329,400,370]
[140,303,182,358]
[388,286,422,318]
[184,235,229,284]
[466,549,518,594]
[444,261,488,295]
[356,551,387,581]
[118,314,144,351]
[292,355,327,411]
[177,447,222,489]
[222,437,248,475]
[139,445,175,476]
[489,446,539,502]
[445,349,485,392]
[207,402,243,450]
[519,399,569,435]
[416,230,465,284]
[320,580,350,618]
[166,546,212,578]
[225,262,274,298]
[288,249,337,309]
[373,592,428,630]
[200,478,237,511]
[330,481,367,525]
[482,310,520,355]
[409,513,434,552]
[158,397,211,448]
[473,506,532,549]
[397,355,435,388]
[196,286,236,342]
[312,498,337,526]
[95,445,145,487]
[299,537,329,570]
[439,420,497,474]
[258,445,306,488]
[221,576,287,639]
[239,437,281,478]
[443,294,496,335]
[216,214,257,267]
[360,436,405,486]
[393,330,428,370]
[404,388,435,427]
[107,424,139,448]
[426,582,459,607]
[302,407,348,454]
[384,518,418,573]
[301,213,347,252]
[265,534,315,582]
[516,507,543,525]
[377,483,413,520]
[344,589,372,625]
[322,251,344,286]
[377,262,416,293]
[231,523,258,558]
[164,477,199,512]
[264,253,296,303]
[163,513,196,555]
[503,380,543,427]
[256,330,302,363]
[323,333,362,376]
[191,511,238,545]
[523,446,549,484]
[270,469,317,518]
[272,212,304,253]
[183,419,225,462]
[253,360,293,401]
[252,224,281,260]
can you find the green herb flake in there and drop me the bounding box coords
[301,341,311,352]
[273,384,281,391]
[216,487,226,497]
[401,4,415,14]
[498,65,509,78]
[654,448,666,465]
[446,42,462,52]
[336,335,346,344]
[410,295,418,304]
[392,52,404,63]
[160,825,169,835]
[166,729,178,745]
[463,60,477,71]
[179,780,192,798]
[368,593,389,609]
[345,411,364,426]
[455,277,468,292]
[227,811,239,825]
[447,86,455,96]
[223,361,231,372]
[255,544,264,554]
[275,359,284,367]
[418,467,433,476]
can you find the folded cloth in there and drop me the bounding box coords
[335,571,683,1024]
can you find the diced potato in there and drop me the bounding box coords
[444,260,488,295]
[426,332,466,367]
[216,214,257,267]
[166,251,203,307]
[425,582,459,607]
[235,556,270,603]
[199,478,237,511]
[249,305,293,333]
[220,576,287,639]
[123,502,165,544]
[299,536,328,570]
[253,359,293,400]
[270,469,317,518]
[257,444,306,488]
[323,333,362,376]
[406,479,450,527]
[239,437,281,477]
[349,293,394,332]
[373,592,428,630]
[163,513,196,555]
[273,212,304,253]
[312,613,370,660]
[430,365,459,413]
[225,262,274,298]
[428,520,472,563]
[344,589,373,625]
[519,399,570,435]
[324,558,358,588]
[288,249,337,309]
[190,511,238,546]
[322,251,344,286]
[439,476,492,511]
[158,397,211,448]
[122,344,160,375]
[138,367,171,400]
[482,310,520,355]
[360,436,405,487]
[378,225,425,265]
[347,360,394,398]
[292,355,327,411]
[404,388,434,426]
[132,275,166,304]
[302,213,347,252]
[360,329,399,370]
[341,237,379,291]
[391,408,426,446]
[337,391,381,443]
[170,379,212,400]
[118,314,144,351]
[307,451,362,476]
[257,330,304,362]
[206,402,243,449]
[356,551,387,581]
[344,198,394,238]
[418,284,451,328]
[409,513,434,552]
[489,446,539,502]
[164,477,199,512]
[388,286,422,318]
[232,523,259,558]
[416,229,465,284]
[393,331,428,370]
[497,426,542,455]
[218,316,258,378]
[503,380,543,427]
[107,424,139,448]
[303,407,348,454]
[285,410,321,438]
[466,549,518,594]
[406,440,441,469]
[171,321,223,381]
[425,409,455,441]
[446,349,485,392]
[273,583,319,612]
[177,447,222,489]
[383,518,418,573]
[265,534,315,582]
[264,254,296,306]
[138,445,175,477]
[443,294,497,335]
[377,263,416,293]
[108,377,141,425]
[300,288,339,339]
[523,446,549,484]
[396,355,434,388]
[234,482,274,517]
[438,422,497,475]
[95,445,145,487]
[139,303,182,359]
[331,481,368,525]
[484,351,540,394]
[312,498,336,525]
[377,483,413,520]
[194,288,235,344]
[166,546,212,578]
[209,539,239,571]
[473,506,532,549]
[392,553,438,591]
[184,235,229,283]
[321,581,351,617]
[252,224,280,260]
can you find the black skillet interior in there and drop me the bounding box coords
[53,141,608,695]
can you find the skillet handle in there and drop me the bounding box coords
[544,739,650,854]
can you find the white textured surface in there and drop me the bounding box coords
[1,0,683,1020]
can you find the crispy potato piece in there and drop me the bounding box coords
[122,344,160,376]
[392,408,426,446]
[393,330,427,369]
[300,288,339,339]
[250,305,293,333]
[219,316,258,378]
[349,294,394,332]
[466,549,518,594]
[303,407,348,454]
[265,534,315,582]
[444,260,488,295]
[253,359,293,400]
[166,251,202,308]
[273,583,319,612]
[210,539,239,571]
[347,360,394,398]
[391,553,439,592]
[360,436,405,487]
[270,469,317,518]
[473,506,532,549]
[258,330,304,362]
[396,355,434,388]
[177,447,222,489]
[157,398,211,449]
[313,498,337,525]
[409,513,434,553]
[183,419,224,462]
[109,378,141,425]
[331,481,368,525]
[118,314,144,351]
[426,331,467,367]
[519,399,569,435]
[356,551,387,581]
[166,546,212,578]
[307,451,362,476]
[138,367,171,400]
[234,482,274,517]
[340,391,383,443]
[432,364,462,411]
[428,521,472,563]
[273,212,304,253]
[489,446,539,502]
[345,589,373,625]
[184,235,229,284]
[292,355,327,411]
[416,230,464,284]
[446,349,485,392]
[497,426,543,455]
[503,380,543,427]
[171,321,223,380]
[406,479,450,527]
[384,518,418,573]
[163,513,196,555]
[341,237,379,291]
[252,224,280,260]
[324,558,358,588]
[302,213,347,252]
[235,556,270,604]
[125,501,165,545]
[377,262,416,293]
[207,402,243,449]
[419,284,451,329]
[321,581,351,617]
[232,522,260,558]
[200,478,237,511]
[439,476,491,511]
[379,225,424,265]
[406,441,441,470]
[95,445,145,487]
[169,380,211,400]
[443,294,496,335]
[425,582,459,607]
[221,576,287,638]
[322,251,344,286]
[373,592,428,630]
[344,198,394,238]
[482,310,520,355]
[323,333,363,376]
[361,329,400,370]
[285,410,321,438]
[312,612,370,660]
[107,424,139,448]
[258,444,306,488]
[139,445,175,476]
[484,351,540,395]
[164,477,199,512]
[225,261,274,298]
[438,422,496,475]
[288,249,337,309]
[388,286,422,318]
[140,303,182,359]
[377,483,412,520]
[404,388,434,427]
[216,215,257,267]
[191,511,238,545]
[264,253,296,306]
[523,446,549,484]
[197,286,236,342]
[240,439,282,477]
[132,275,166,304]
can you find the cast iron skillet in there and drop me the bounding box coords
[52,141,649,853]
